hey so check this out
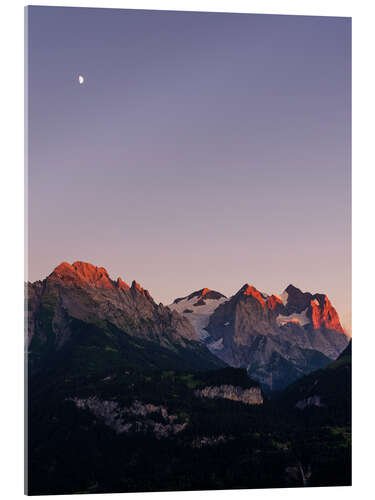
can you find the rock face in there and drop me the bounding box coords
[49,261,115,289]
[173,283,349,392]
[27,261,195,347]
[195,384,263,405]
[282,284,345,333]
[26,261,225,372]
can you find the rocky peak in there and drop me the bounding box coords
[49,261,76,280]
[131,280,151,300]
[72,261,113,288]
[237,284,266,306]
[28,261,204,355]
[48,261,113,289]
[284,284,306,301]
[48,261,149,298]
[116,277,130,291]
[283,284,311,313]
[276,286,345,334]
[266,294,283,311]
[285,284,302,295]
[310,295,345,334]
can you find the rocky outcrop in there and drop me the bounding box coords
[195,384,263,405]
[68,397,188,439]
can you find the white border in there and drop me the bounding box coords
[1,1,374,499]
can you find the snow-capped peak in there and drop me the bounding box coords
[169,289,228,340]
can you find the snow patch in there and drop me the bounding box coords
[277,307,310,327]
[168,295,228,340]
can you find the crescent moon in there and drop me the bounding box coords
[78,75,84,85]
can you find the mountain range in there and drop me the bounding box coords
[27,261,226,374]
[26,261,351,494]
[169,283,348,390]
[27,261,349,391]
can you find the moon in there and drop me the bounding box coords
[78,75,84,85]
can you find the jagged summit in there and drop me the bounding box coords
[285,284,302,294]
[237,284,266,306]
[46,260,159,312]
[266,294,283,311]
[28,261,202,354]
[282,284,309,308]
[49,260,134,293]
[131,280,151,299]
[279,284,345,334]
[116,277,130,290]
[203,281,348,390]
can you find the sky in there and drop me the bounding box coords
[27,7,351,331]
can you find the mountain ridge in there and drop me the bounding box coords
[170,282,348,391]
[27,261,226,374]
[27,261,349,391]
[30,262,349,335]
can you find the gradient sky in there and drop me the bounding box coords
[27,7,351,331]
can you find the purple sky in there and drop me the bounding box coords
[26,7,351,331]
